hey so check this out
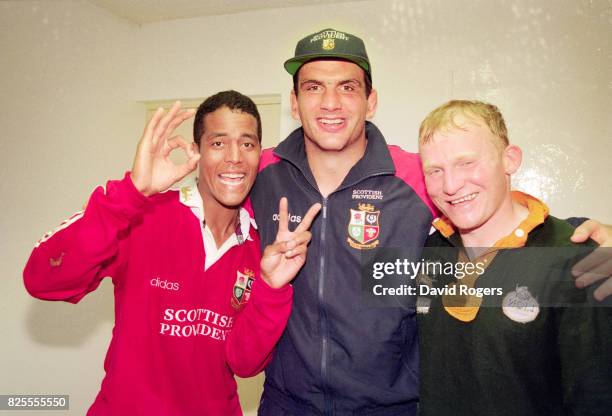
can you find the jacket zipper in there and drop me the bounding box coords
[317,174,393,415]
[281,154,394,414]
[318,197,331,415]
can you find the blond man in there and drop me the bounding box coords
[416,100,612,416]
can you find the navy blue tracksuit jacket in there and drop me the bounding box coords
[251,122,436,415]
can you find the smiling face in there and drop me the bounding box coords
[290,59,377,154]
[420,116,518,236]
[196,106,261,210]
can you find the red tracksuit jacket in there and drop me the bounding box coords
[23,174,292,415]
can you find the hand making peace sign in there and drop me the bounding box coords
[260,197,322,289]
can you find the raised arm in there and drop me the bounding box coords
[23,102,198,302]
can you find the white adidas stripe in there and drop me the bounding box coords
[35,210,85,248]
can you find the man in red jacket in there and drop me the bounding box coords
[23,90,320,415]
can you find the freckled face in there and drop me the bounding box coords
[420,120,510,233]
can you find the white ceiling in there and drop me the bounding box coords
[88,0,367,24]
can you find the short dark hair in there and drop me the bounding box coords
[193,90,262,146]
[292,59,372,98]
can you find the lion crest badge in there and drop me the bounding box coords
[347,203,380,250]
[231,268,255,310]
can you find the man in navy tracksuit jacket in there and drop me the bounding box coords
[251,28,436,415]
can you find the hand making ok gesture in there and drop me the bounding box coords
[132,101,200,196]
[261,197,322,289]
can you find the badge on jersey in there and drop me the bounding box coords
[347,203,380,250]
[231,268,255,310]
[502,286,540,323]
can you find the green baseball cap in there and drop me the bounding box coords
[284,28,372,80]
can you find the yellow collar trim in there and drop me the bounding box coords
[432,191,548,248]
[438,191,549,323]
[493,191,548,248]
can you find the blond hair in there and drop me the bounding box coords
[418,100,509,151]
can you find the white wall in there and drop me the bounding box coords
[2,0,610,415]
[0,2,142,415]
